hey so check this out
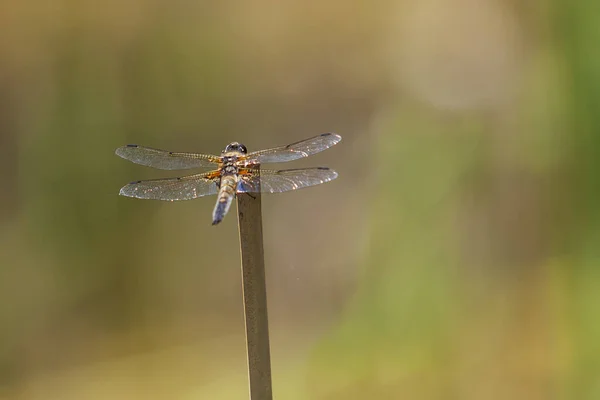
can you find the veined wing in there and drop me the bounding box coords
[246,133,341,164]
[238,167,338,193]
[119,171,219,201]
[115,144,221,170]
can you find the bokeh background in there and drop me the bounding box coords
[1,0,599,399]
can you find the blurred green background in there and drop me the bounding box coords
[1,0,599,399]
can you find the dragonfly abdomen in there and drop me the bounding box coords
[212,175,237,225]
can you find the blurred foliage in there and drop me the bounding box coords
[0,0,599,399]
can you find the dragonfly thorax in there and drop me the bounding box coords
[221,165,238,175]
[222,155,239,164]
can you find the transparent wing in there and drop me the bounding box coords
[237,167,338,193]
[115,144,221,170]
[119,171,219,201]
[246,133,342,164]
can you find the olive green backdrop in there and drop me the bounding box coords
[0,1,598,399]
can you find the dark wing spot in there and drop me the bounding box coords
[169,151,174,155]
[126,144,138,147]
[129,180,142,184]
[317,167,330,170]
[320,133,333,137]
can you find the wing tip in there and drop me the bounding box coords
[115,145,138,158]
[321,132,342,143]
[317,166,338,175]
[314,166,339,181]
[119,181,141,197]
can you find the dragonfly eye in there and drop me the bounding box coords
[224,142,247,154]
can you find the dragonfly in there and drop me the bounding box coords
[115,133,342,225]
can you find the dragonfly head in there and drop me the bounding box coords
[223,142,248,155]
